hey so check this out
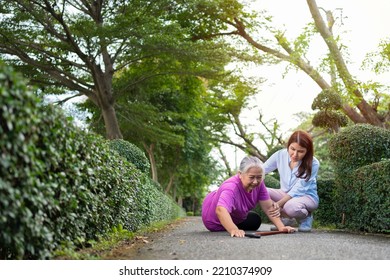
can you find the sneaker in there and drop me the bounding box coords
[270,217,296,231]
[298,214,313,232]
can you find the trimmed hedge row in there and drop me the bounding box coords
[328,124,390,233]
[109,139,150,174]
[346,160,390,232]
[315,178,338,225]
[0,63,184,259]
[328,124,390,172]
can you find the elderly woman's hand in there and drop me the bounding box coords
[281,226,296,233]
[230,229,246,238]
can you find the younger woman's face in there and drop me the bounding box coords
[239,167,263,192]
[288,142,307,162]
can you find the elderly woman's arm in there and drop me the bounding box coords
[216,206,245,238]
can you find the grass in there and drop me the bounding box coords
[53,219,181,260]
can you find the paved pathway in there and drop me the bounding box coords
[114,216,390,260]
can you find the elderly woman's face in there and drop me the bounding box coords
[239,167,263,192]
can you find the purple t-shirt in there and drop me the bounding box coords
[201,174,270,231]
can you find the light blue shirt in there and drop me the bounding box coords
[263,148,319,204]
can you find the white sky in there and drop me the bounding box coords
[220,0,390,170]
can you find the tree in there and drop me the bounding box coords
[0,0,229,139]
[200,73,285,169]
[306,0,385,127]
[362,38,390,126]
[83,60,225,207]
[178,0,389,129]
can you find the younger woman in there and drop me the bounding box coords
[263,130,320,232]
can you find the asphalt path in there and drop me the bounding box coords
[122,216,389,260]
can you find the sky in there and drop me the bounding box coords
[219,0,390,170]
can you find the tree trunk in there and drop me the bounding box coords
[165,173,175,195]
[177,195,183,207]
[218,147,233,176]
[101,105,123,139]
[143,143,158,182]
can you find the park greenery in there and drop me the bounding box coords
[0,1,389,259]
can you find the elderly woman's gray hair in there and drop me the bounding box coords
[238,156,265,178]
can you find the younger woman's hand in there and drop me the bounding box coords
[267,202,280,217]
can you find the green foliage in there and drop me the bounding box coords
[315,178,339,225]
[312,111,349,130]
[107,71,224,213]
[328,124,390,172]
[312,89,343,111]
[363,38,390,74]
[1,0,232,140]
[134,175,185,226]
[327,124,390,233]
[0,63,184,259]
[173,0,245,38]
[263,175,280,189]
[311,89,349,131]
[108,139,150,173]
[346,161,390,233]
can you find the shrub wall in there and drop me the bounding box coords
[0,63,184,259]
[315,178,339,225]
[264,175,280,189]
[346,160,390,233]
[328,124,390,172]
[328,124,390,232]
[108,139,150,173]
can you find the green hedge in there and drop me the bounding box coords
[108,139,150,173]
[315,178,339,225]
[264,175,280,189]
[346,161,390,233]
[0,63,184,259]
[328,124,390,172]
[328,124,390,233]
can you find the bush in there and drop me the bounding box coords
[264,175,280,189]
[327,124,390,232]
[108,139,150,173]
[0,63,183,259]
[315,178,339,225]
[339,161,390,233]
[133,174,185,227]
[328,124,390,172]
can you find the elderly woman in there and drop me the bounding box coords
[201,156,295,237]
